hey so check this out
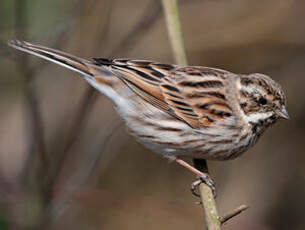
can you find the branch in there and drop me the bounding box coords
[161,0,188,66]
[193,159,221,229]
[219,205,249,224]
[199,183,221,229]
[161,1,248,229]
[161,0,221,228]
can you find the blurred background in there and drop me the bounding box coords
[0,0,304,229]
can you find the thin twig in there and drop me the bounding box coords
[194,159,221,230]
[161,1,248,229]
[199,183,221,229]
[161,0,188,66]
[161,1,221,229]
[219,205,249,224]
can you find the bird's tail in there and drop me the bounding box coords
[8,40,93,77]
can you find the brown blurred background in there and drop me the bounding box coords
[0,0,305,229]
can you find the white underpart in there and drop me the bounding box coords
[84,76,184,156]
[77,74,137,120]
[245,111,273,123]
[155,119,188,130]
[84,77,120,103]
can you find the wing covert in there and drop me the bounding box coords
[93,58,233,129]
[160,67,233,128]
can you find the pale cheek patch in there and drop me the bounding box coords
[245,111,274,123]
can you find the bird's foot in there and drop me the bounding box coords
[190,173,216,198]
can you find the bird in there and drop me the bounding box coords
[8,40,289,197]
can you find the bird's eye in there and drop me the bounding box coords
[258,97,267,105]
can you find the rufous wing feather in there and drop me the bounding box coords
[98,59,233,129]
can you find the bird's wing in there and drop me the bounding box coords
[93,58,179,119]
[160,66,233,128]
[94,58,233,129]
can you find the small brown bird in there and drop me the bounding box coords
[8,40,289,196]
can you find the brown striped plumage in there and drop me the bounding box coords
[8,40,289,194]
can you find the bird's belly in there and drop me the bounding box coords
[123,106,255,160]
[88,83,256,161]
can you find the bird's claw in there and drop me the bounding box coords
[190,174,217,198]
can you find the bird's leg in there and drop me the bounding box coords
[175,158,216,198]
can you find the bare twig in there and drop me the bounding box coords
[199,183,221,229]
[161,0,188,65]
[161,0,221,228]
[194,159,221,230]
[219,205,249,224]
[161,1,248,229]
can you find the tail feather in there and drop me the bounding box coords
[8,40,93,77]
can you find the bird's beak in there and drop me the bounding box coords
[276,106,290,120]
